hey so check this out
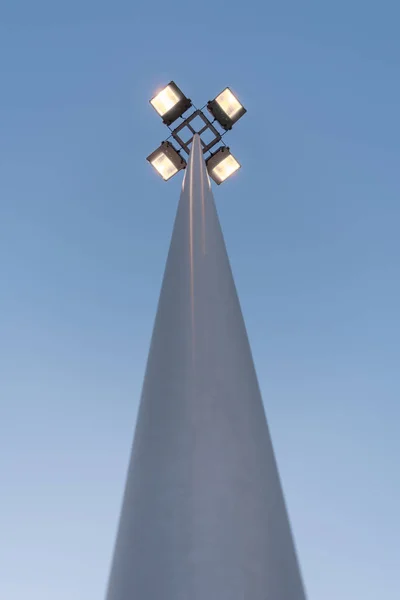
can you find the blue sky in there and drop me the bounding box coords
[0,1,399,598]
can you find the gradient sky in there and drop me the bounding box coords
[1,1,399,598]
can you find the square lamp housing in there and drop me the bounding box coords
[206,146,241,185]
[150,82,192,126]
[147,141,186,181]
[207,87,246,131]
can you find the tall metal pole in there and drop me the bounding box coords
[105,134,307,600]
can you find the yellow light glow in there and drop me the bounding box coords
[211,154,240,183]
[150,152,179,180]
[150,85,180,117]
[215,88,243,120]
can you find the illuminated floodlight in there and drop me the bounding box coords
[146,141,186,181]
[207,88,246,131]
[206,146,241,185]
[150,82,192,126]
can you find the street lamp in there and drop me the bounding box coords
[147,82,246,184]
[206,147,241,185]
[150,82,192,126]
[146,142,186,181]
[207,88,246,131]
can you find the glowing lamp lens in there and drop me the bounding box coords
[150,85,181,117]
[215,88,243,120]
[150,152,179,181]
[211,154,240,184]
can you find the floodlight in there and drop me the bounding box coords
[206,147,241,185]
[207,88,246,131]
[147,141,186,181]
[150,82,192,126]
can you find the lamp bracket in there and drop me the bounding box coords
[168,107,226,156]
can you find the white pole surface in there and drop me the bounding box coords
[105,135,307,600]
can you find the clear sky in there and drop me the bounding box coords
[0,1,399,598]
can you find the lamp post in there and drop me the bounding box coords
[105,83,307,600]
